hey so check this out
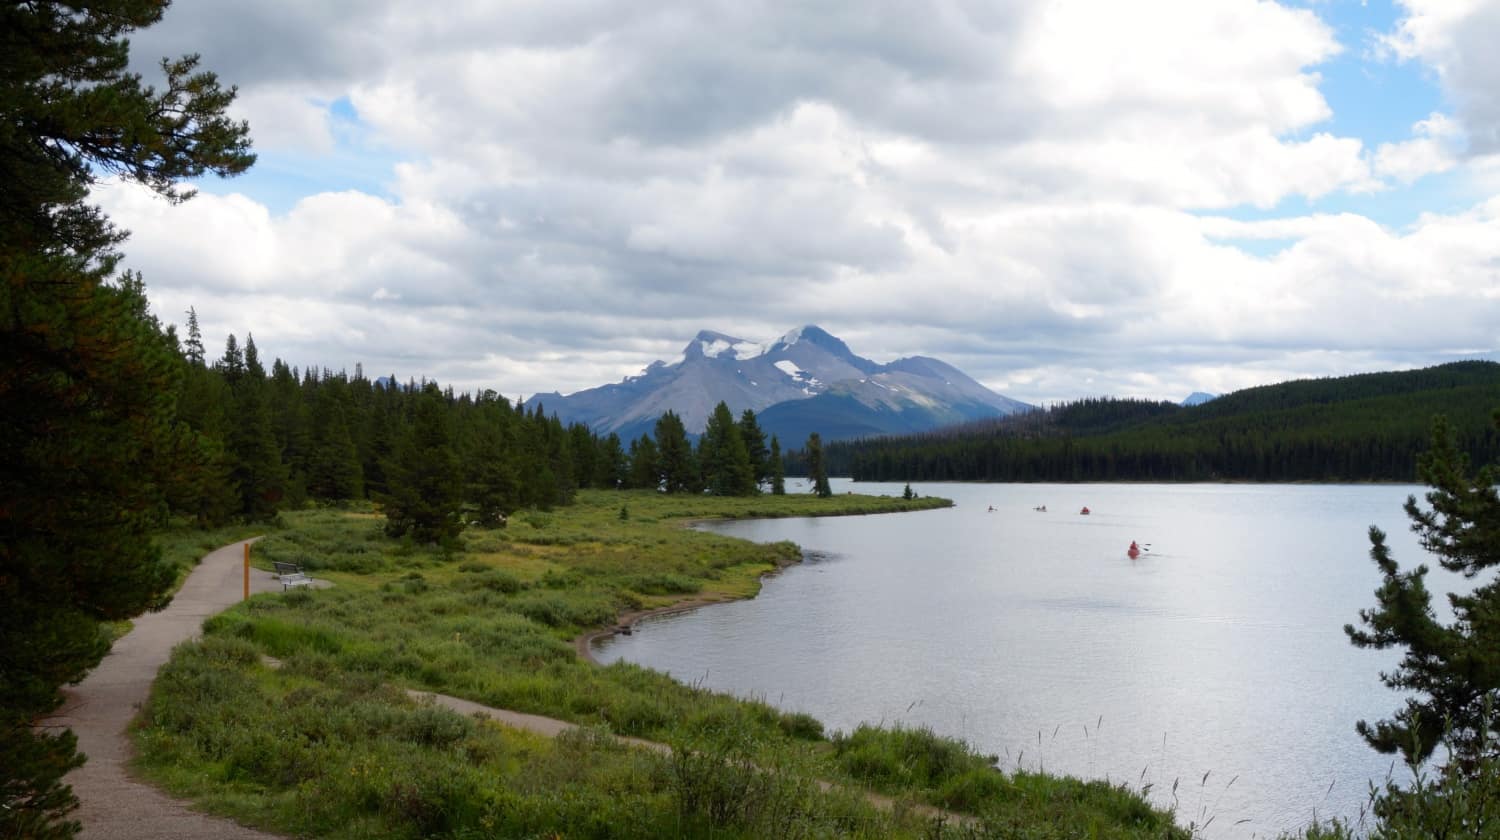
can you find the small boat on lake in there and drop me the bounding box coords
[1080,506,1090,515]
[1127,541,1141,559]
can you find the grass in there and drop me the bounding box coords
[132,489,1188,838]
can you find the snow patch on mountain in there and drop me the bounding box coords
[523,324,1032,439]
[698,338,732,357]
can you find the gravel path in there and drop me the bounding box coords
[36,539,292,840]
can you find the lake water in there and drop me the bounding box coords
[594,479,1456,839]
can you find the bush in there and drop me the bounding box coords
[464,569,523,594]
[511,592,616,629]
[625,573,700,595]
[833,724,989,792]
[778,711,825,741]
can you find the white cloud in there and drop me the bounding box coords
[1374,113,1463,183]
[229,87,337,153]
[1384,0,1500,154]
[93,1,1500,404]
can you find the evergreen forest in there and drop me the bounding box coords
[171,327,791,538]
[824,361,1500,483]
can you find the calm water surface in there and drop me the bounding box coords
[595,480,1451,838]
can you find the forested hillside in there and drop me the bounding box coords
[826,362,1500,482]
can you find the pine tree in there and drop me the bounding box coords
[568,423,597,490]
[168,356,238,526]
[596,433,628,489]
[515,406,558,510]
[360,378,401,499]
[218,333,244,385]
[0,1,252,832]
[183,307,205,366]
[770,436,786,495]
[628,434,660,490]
[220,336,286,520]
[267,359,311,504]
[383,384,463,545]
[806,433,833,497]
[655,411,698,493]
[701,402,755,496]
[464,401,521,527]
[305,388,363,500]
[1346,412,1500,772]
[544,413,578,506]
[739,409,770,489]
[243,332,265,379]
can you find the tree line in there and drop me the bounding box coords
[825,362,1500,483]
[175,319,824,539]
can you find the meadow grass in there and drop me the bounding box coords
[133,489,1189,838]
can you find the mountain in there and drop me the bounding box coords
[1181,391,1217,406]
[526,325,1030,442]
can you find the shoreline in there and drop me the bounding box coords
[574,597,732,664]
[572,508,888,664]
[574,546,810,664]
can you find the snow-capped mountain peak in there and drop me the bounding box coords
[682,330,767,362]
[524,325,1031,441]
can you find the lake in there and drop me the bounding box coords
[594,479,1452,839]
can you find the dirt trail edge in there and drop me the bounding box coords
[37,538,291,840]
[406,689,970,826]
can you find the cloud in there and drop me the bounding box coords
[1374,113,1463,183]
[1383,0,1500,154]
[95,1,1499,406]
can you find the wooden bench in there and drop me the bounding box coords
[272,560,312,590]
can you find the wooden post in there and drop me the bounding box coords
[243,541,250,601]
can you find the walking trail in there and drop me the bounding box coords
[37,539,287,839]
[39,538,964,838]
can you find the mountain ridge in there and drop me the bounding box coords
[525,325,1030,442]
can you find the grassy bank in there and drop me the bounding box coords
[132,490,1187,838]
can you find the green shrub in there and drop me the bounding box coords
[833,724,989,792]
[397,704,472,748]
[778,711,825,741]
[512,591,616,629]
[625,572,700,595]
[539,568,580,589]
[464,569,523,594]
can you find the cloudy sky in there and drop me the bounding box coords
[101,0,1499,404]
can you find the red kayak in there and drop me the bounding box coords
[1127,541,1141,559]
